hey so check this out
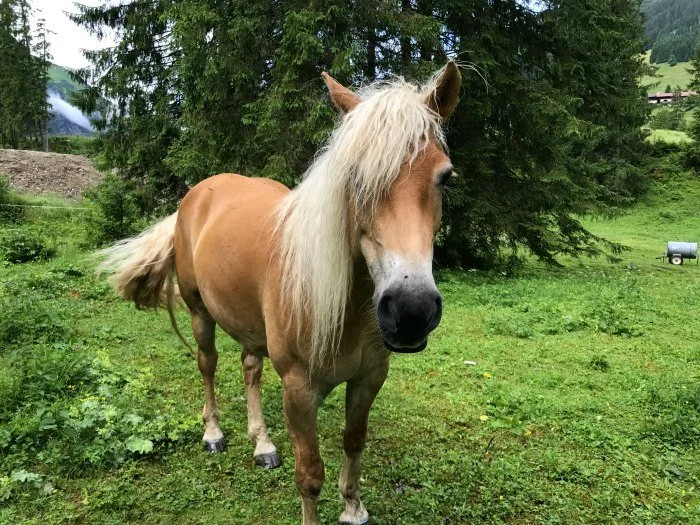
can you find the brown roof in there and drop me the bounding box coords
[649,91,697,98]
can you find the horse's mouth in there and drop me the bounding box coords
[382,338,427,353]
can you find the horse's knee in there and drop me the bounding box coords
[295,459,325,498]
[343,428,366,458]
[242,351,263,373]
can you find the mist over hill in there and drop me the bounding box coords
[47,64,93,136]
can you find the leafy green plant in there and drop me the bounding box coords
[0,345,199,491]
[0,228,56,263]
[585,300,644,337]
[588,355,610,372]
[48,136,97,156]
[484,312,535,339]
[0,469,51,502]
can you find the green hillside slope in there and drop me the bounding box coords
[641,52,693,93]
[582,165,700,259]
[48,64,84,98]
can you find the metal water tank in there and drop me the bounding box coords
[666,241,698,265]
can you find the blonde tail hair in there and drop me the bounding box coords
[97,212,193,355]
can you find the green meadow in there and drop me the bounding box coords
[646,128,693,145]
[642,53,694,94]
[1,168,698,524]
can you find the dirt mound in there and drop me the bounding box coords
[0,148,102,199]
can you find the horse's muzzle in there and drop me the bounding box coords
[376,288,442,352]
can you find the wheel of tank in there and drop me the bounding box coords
[670,255,683,265]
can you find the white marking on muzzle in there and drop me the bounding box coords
[370,251,437,301]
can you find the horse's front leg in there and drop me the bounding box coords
[282,370,324,525]
[339,357,389,525]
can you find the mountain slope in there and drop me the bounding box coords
[642,0,700,63]
[48,64,84,99]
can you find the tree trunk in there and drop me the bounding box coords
[401,0,412,67]
[42,119,48,152]
[366,26,376,79]
[417,0,431,61]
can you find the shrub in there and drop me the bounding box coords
[0,229,56,264]
[0,346,199,487]
[0,175,24,223]
[648,106,686,132]
[83,173,144,246]
[48,136,97,156]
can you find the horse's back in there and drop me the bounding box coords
[174,174,289,348]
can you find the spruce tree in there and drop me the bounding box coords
[70,0,183,201]
[0,0,49,150]
[685,42,700,168]
[71,0,652,267]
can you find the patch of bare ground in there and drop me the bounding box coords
[0,148,102,199]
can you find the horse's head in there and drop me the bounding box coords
[322,62,461,353]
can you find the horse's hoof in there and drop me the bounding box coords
[254,451,282,469]
[340,520,369,525]
[203,438,227,453]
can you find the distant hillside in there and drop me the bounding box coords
[642,0,700,64]
[48,64,84,99]
[47,64,93,137]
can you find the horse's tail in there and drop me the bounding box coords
[97,213,178,308]
[97,212,194,355]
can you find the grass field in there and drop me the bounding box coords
[646,128,693,145]
[642,53,693,94]
[1,170,699,524]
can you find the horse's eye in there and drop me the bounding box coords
[439,170,453,188]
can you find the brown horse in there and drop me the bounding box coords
[99,62,461,525]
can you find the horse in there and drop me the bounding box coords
[98,61,461,525]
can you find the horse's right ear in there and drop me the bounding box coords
[321,72,361,114]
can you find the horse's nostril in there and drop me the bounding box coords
[377,293,397,333]
[428,293,443,331]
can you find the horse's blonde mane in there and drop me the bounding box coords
[275,70,447,368]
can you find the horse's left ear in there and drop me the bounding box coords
[321,72,361,114]
[426,61,461,119]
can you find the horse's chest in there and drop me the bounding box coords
[319,333,389,389]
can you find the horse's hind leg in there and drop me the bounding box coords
[192,311,226,452]
[242,348,281,469]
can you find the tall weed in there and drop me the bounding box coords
[0,175,24,223]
